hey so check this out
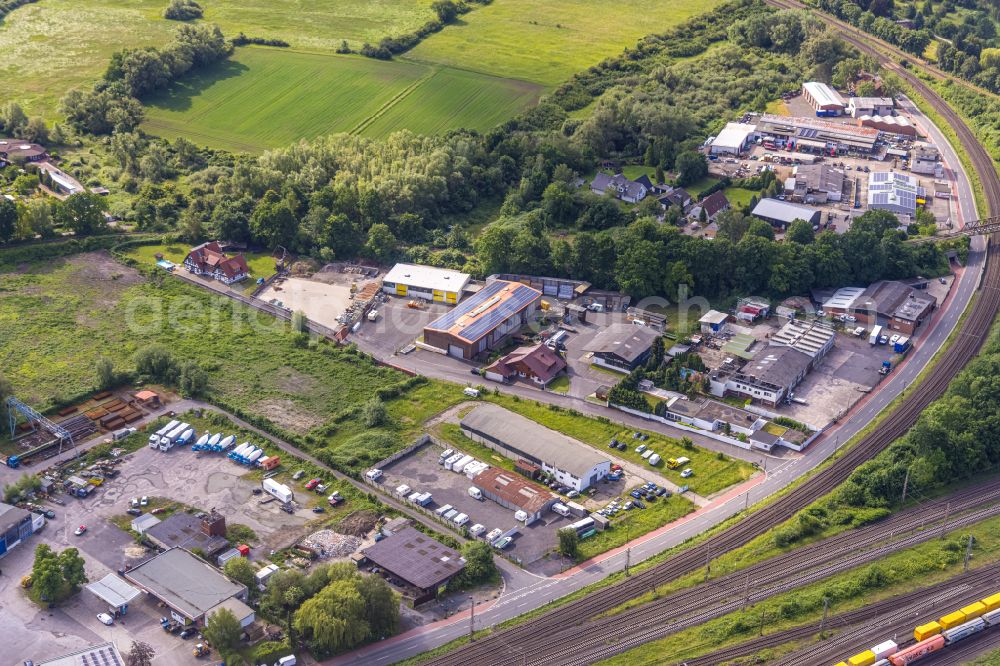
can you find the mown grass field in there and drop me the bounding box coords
[406,0,722,87]
[142,47,543,151]
[0,0,435,117]
[0,249,464,471]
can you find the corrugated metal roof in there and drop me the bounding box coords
[362,527,464,590]
[425,280,541,343]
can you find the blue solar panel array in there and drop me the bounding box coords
[426,280,539,343]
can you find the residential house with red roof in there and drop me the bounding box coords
[483,344,567,387]
[183,241,249,285]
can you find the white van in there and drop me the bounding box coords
[552,502,570,517]
[435,504,453,517]
[395,484,411,496]
[277,656,297,666]
[439,448,454,462]
[463,387,480,398]
[365,469,383,482]
[514,510,528,523]
[468,487,483,500]
[675,456,691,467]
[443,508,458,521]
[648,453,662,466]
[452,513,469,526]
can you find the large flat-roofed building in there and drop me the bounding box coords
[583,323,661,373]
[710,122,757,155]
[361,527,465,604]
[382,263,471,305]
[728,346,813,406]
[36,642,125,666]
[461,403,610,491]
[911,145,941,176]
[124,548,247,625]
[751,198,821,229]
[868,171,925,217]
[423,280,542,359]
[756,114,879,154]
[847,96,894,117]
[472,467,558,525]
[802,82,846,116]
[0,501,42,558]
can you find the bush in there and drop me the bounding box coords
[163,0,203,20]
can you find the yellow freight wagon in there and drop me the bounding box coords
[982,593,1000,612]
[847,651,876,666]
[914,621,942,641]
[960,602,987,620]
[939,611,967,630]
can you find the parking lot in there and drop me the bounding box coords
[379,443,575,567]
[351,294,451,355]
[6,443,316,664]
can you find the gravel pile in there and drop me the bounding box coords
[302,529,361,558]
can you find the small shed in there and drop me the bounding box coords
[134,390,161,406]
[699,310,729,335]
[131,513,161,535]
[207,597,256,629]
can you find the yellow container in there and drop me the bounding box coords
[961,602,987,620]
[834,662,849,666]
[939,611,967,630]
[982,593,1000,612]
[914,621,942,641]
[847,651,876,666]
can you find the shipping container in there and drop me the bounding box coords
[982,592,1000,612]
[914,622,942,641]
[942,617,985,643]
[869,640,898,660]
[263,479,293,504]
[939,611,967,629]
[848,651,876,666]
[888,636,945,665]
[960,602,987,620]
[217,548,242,566]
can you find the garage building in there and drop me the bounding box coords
[751,198,821,229]
[423,279,541,359]
[802,81,846,115]
[583,323,661,373]
[124,547,247,625]
[383,263,471,305]
[710,122,757,155]
[460,403,610,491]
[471,467,558,525]
[847,96,894,117]
[361,527,465,605]
[0,501,42,558]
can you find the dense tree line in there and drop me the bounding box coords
[60,25,231,135]
[0,102,49,144]
[814,0,932,56]
[0,186,110,244]
[231,33,290,47]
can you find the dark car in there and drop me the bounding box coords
[470,368,481,376]
[312,506,326,513]
[617,442,627,451]
[126,508,142,517]
[633,499,646,509]
[645,493,656,502]
[656,487,668,497]
[179,627,196,639]
[629,490,642,499]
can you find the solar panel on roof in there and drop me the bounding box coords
[460,285,538,342]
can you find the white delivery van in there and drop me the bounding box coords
[552,502,571,517]
[443,509,458,521]
[468,487,483,500]
[395,484,411,496]
[452,513,469,526]
[435,504,453,517]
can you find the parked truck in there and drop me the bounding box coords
[149,419,180,447]
[869,325,883,346]
[175,428,195,446]
[893,336,911,354]
[263,478,293,504]
[159,422,190,450]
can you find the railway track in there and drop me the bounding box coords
[677,562,1000,666]
[424,5,1000,665]
[446,480,1000,665]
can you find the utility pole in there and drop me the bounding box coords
[742,572,751,611]
[940,502,951,539]
[744,490,750,512]
[819,597,830,638]
[625,547,631,577]
[469,596,475,641]
[901,468,910,504]
[704,546,712,583]
[964,535,975,572]
[759,608,767,636]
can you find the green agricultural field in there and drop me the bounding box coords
[0,249,463,470]
[0,0,435,117]
[142,47,543,151]
[406,0,722,87]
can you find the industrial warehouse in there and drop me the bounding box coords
[460,404,611,491]
[423,279,542,359]
[382,263,471,305]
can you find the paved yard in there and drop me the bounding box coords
[351,296,450,355]
[380,443,574,567]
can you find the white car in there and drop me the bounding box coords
[366,469,383,482]
[140,496,148,506]
[469,523,486,537]
[130,497,139,508]
[97,613,114,626]
[680,468,694,478]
